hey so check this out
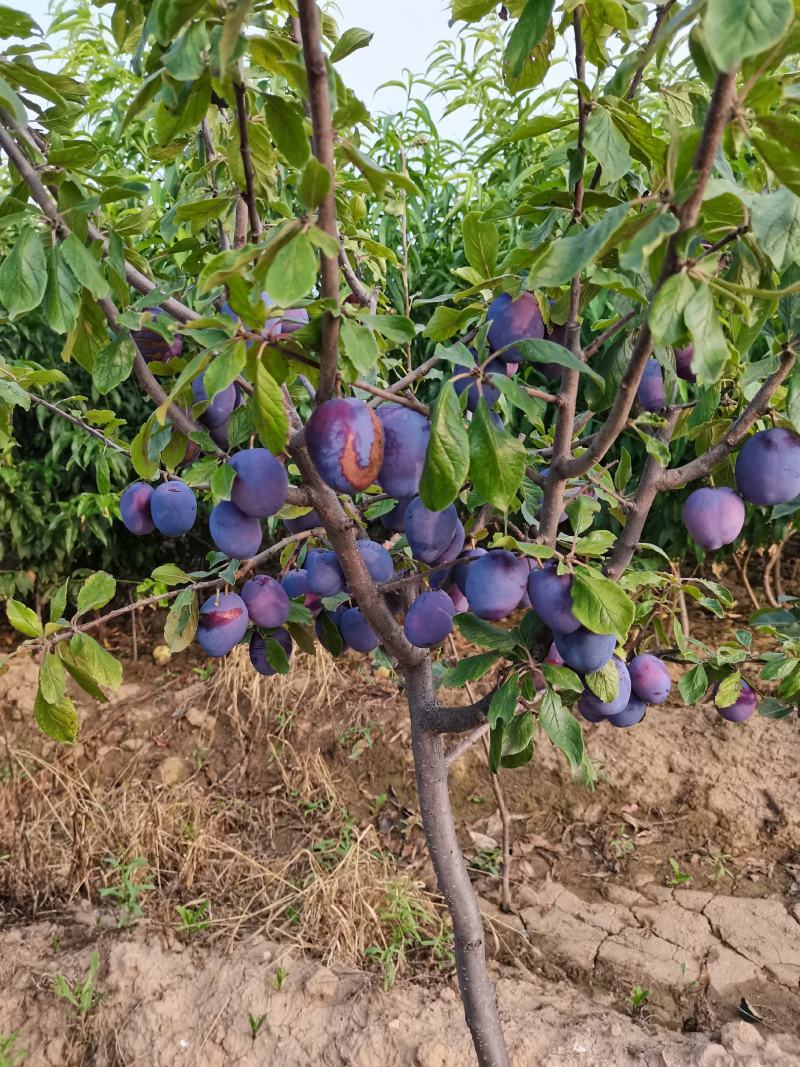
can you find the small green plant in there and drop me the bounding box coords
[627,985,652,1018]
[191,664,215,681]
[337,721,380,761]
[175,900,211,935]
[190,746,208,771]
[370,792,388,817]
[0,1033,27,1067]
[365,882,452,990]
[470,846,502,878]
[609,827,636,860]
[248,1012,267,1039]
[53,951,102,1018]
[666,857,693,887]
[99,856,154,928]
[271,966,288,991]
[705,849,733,881]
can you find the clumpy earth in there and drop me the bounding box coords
[1,590,799,1064]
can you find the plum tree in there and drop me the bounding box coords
[404,590,456,648]
[339,606,380,652]
[209,500,263,559]
[628,655,671,705]
[229,449,289,518]
[197,593,250,657]
[120,482,154,536]
[553,628,616,674]
[464,551,528,620]
[486,292,544,361]
[305,398,384,493]
[636,359,666,412]
[735,428,800,505]
[376,405,430,498]
[305,549,345,596]
[527,564,579,633]
[579,656,631,717]
[150,481,197,537]
[242,575,290,629]
[250,628,293,676]
[682,487,745,550]
[356,539,394,583]
[405,497,459,563]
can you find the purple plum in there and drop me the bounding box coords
[405,497,459,564]
[715,679,757,722]
[579,656,632,717]
[453,548,486,595]
[120,482,154,536]
[608,696,647,728]
[735,428,800,506]
[380,496,412,534]
[628,654,671,705]
[151,480,197,537]
[242,575,290,629]
[197,592,249,657]
[339,607,379,652]
[305,548,345,596]
[281,569,309,598]
[545,642,564,666]
[356,539,394,583]
[674,344,695,382]
[192,370,238,428]
[284,509,321,534]
[637,359,666,412]
[528,563,580,634]
[433,520,466,567]
[578,696,608,724]
[305,398,384,494]
[487,292,545,362]
[376,405,430,499]
[132,308,183,362]
[464,550,529,620]
[229,449,289,518]
[209,500,263,559]
[249,627,293,676]
[448,584,469,614]
[404,589,456,647]
[553,627,616,674]
[682,487,745,550]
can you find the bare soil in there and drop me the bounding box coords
[1,592,799,1065]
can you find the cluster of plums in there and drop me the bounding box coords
[118,294,761,717]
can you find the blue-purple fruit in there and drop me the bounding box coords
[120,482,154,536]
[579,656,631,717]
[715,679,757,722]
[682,487,745,550]
[735,428,800,506]
[376,405,430,499]
[487,292,545,362]
[628,654,671,704]
[405,497,459,564]
[553,627,615,674]
[209,500,262,559]
[197,592,249,657]
[464,550,529,620]
[229,449,289,518]
[528,564,580,634]
[339,607,380,652]
[306,398,384,494]
[404,590,456,647]
[356,539,394,583]
[151,480,197,537]
[249,627,293,676]
[242,575,290,629]
[305,549,345,596]
[637,359,666,412]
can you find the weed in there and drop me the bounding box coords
[627,985,651,1018]
[469,846,502,878]
[175,900,211,935]
[705,849,733,881]
[364,881,452,990]
[191,664,215,681]
[99,856,154,928]
[191,746,208,772]
[271,966,288,991]
[337,721,381,761]
[53,950,102,1018]
[370,793,388,817]
[0,1033,26,1067]
[248,1012,267,1039]
[609,827,636,860]
[666,857,692,887]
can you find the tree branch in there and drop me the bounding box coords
[297,0,341,404]
[352,379,428,413]
[583,309,637,359]
[338,247,373,307]
[233,72,263,241]
[366,353,442,407]
[199,118,229,252]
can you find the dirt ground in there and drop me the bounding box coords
[1,588,799,1065]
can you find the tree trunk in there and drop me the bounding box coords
[404,661,511,1067]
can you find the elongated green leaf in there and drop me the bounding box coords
[340,317,380,374]
[462,211,498,278]
[585,105,631,184]
[330,26,374,62]
[254,356,289,456]
[6,598,43,638]
[442,652,500,687]
[619,212,679,273]
[165,590,198,652]
[512,339,604,387]
[264,94,310,168]
[586,660,619,702]
[265,233,318,305]
[488,675,519,728]
[70,632,123,690]
[542,663,583,693]
[298,157,331,211]
[529,203,629,287]
[684,283,730,385]
[500,711,535,769]
[750,186,800,272]
[93,334,136,394]
[75,572,116,616]
[39,653,66,705]
[454,612,518,652]
[571,567,634,643]
[468,400,526,512]
[451,0,496,20]
[678,663,708,705]
[34,688,78,744]
[44,245,79,334]
[353,312,415,343]
[704,0,792,71]
[60,234,109,300]
[0,226,46,319]
[505,0,555,78]
[420,381,469,510]
[539,689,583,771]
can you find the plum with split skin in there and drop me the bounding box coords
[120,482,154,536]
[249,627,293,676]
[528,563,580,634]
[151,480,197,537]
[608,696,647,728]
[405,497,459,564]
[715,679,757,722]
[209,500,263,559]
[241,575,290,629]
[306,398,384,494]
[404,590,456,648]
[735,428,800,506]
[682,487,745,550]
[339,607,380,652]
[197,593,249,657]
[628,654,672,704]
[579,656,632,717]
[487,292,545,362]
[305,549,345,596]
[637,359,666,412]
[229,449,289,518]
[464,550,529,621]
[356,539,394,583]
[376,405,430,499]
[553,627,616,674]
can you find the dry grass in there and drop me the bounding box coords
[0,645,448,982]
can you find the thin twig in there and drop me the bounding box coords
[233,72,263,241]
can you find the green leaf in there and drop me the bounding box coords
[539,689,584,771]
[210,462,236,503]
[454,612,518,652]
[618,212,679,273]
[352,312,416,344]
[571,567,634,643]
[565,494,600,536]
[752,134,800,199]
[265,233,318,305]
[39,653,66,705]
[423,305,477,342]
[0,226,46,320]
[340,317,380,375]
[330,26,374,62]
[541,664,583,693]
[500,711,535,769]
[451,0,496,20]
[6,598,43,638]
[678,663,708,705]
[70,632,123,690]
[254,356,289,456]
[298,157,331,211]
[786,363,800,435]
[34,688,78,744]
[490,373,544,426]
[714,670,742,709]
[75,571,116,616]
[263,635,291,675]
[462,211,498,278]
[93,334,136,394]
[704,0,792,71]
[750,187,800,272]
[586,660,619,703]
[130,423,160,481]
[488,675,519,729]
[757,697,794,719]
[50,580,69,623]
[684,283,730,385]
[219,0,251,71]
[615,447,632,492]
[44,245,79,335]
[505,0,555,78]
[264,94,310,168]
[529,203,629,287]
[648,273,695,345]
[151,564,192,586]
[442,651,500,687]
[468,400,526,512]
[60,234,109,300]
[419,382,469,511]
[0,5,41,39]
[164,590,198,652]
[512,339,605,387]
[0,73,26,123]
[584,105,632,184]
